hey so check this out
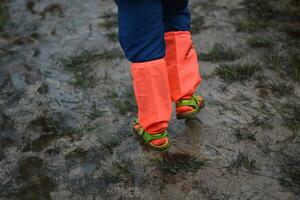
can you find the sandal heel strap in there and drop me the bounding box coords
[142,131,168,143]
[133,119,168,143]
[176,95,200,108]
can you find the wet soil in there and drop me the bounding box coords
[0,0,299,199]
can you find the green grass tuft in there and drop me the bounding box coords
[279,98,300,132]
[228,152,257,173]
[281,22,300,39]
[191,14,205,34]
[247,36,273,48]
[200,43,241,62]
[100,12,118,42]
[266,49,284,73]
[103,162,133,184]
[215,63,260,83]
[100,12,118,29]
[62,49,122,88]
[28,110,62,135]
[40,3,64,18]
[241,154,257,173]
[240,0,300,36]
[105,32,118,42]
[70,123,95,135]
[256,80,294,97]
[153,152,208,174]
[288,49,300,81]
[0,3,7,30]
[234,16,267,33]
[232,127,256,142]
[249,114,273,129]
[85,103,105,120]
[280,156,300,195]
[107,88,136,115]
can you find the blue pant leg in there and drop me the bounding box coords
[114,0,165,62]
[162,0,191,32]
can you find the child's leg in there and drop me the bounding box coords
[163,0,202,102]
[115,0,172,138]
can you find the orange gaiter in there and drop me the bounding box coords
[131,58,172,134]
[164,31,202,102]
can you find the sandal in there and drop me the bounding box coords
[176,95,205,119]
[133,119,170,151]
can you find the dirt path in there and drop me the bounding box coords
[0,0,299,199]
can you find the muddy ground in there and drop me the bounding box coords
[0,0,299,199]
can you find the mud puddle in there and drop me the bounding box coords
[0,0,299,199]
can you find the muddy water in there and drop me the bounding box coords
[0,0,299,199]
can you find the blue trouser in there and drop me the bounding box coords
[114,0,191,62]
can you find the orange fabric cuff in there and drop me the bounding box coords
[164,31,202,101]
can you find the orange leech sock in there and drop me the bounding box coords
[131,58,172,134]
[164,31,202,103]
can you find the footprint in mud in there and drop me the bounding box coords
[0,113,17,148]
[17,152,44,180]
[23,116,59,152]
[23,111,77,152]
[64,148,89,162]
[23,134,57,153]
[185,117,204,131]
[16,175,55,200]
[16,153,55,200]
[26,111,63,134]
[171,118,206,154]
